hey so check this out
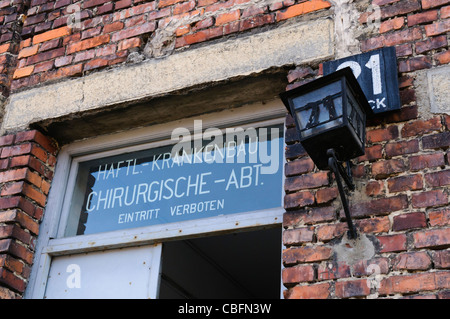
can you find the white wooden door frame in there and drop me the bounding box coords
[25,100,286,299]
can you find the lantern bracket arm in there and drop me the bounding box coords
[327,148,357,239]
[327,149,355,191]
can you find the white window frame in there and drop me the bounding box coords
[25,99,287,299]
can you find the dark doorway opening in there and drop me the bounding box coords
[159,227,282,299]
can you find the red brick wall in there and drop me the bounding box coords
[283,0,449,299]
[0,130,57,298]
[0,0,448,299]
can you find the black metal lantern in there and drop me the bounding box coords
[280,67,372,170]
[280,67,373,238]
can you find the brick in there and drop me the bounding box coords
[393,251,432,271]
[284,206,336,227]
[345,195,408,219]
[198,0,217,6]
[432,250,450,269]
[429,208,450,227]
[239,14,275,31]
[81,26,102,40]
[22,183,47,207]
[357,216,390,234]
[376,233,407,253]
[400,88,417,104]
[14,130,58,155]
[215,9,240,25]
[316,223,347,242]
[425,170,450,187]
[388,174,423,193]
[67,34,111,54]
[104,21,124,34]
[192,17,214,31]
[159,0,185,7]
[0,268,26,293]
[1,181,25,196]
[0,168,27,183]
[315,187,338,204]
[32,26,71,44]
[379,272,449,295]
[17,45,39,59]
[282,264,315,284]
[285,143,307,160]
[411,190,448,208]
[287,66,314,83]
[284,282,330,299]
[74,49,95,63]
[361,35,385,52]
[115,0,133,10]
[283,227,314,245]
[401,116,442,137]
[410,153,445,171]
[173,0,196,15]
[422,0,450,9]
[398,56,433,72]
[83,0,110,8]
[407,9,438,26]
[0,210,39,235]
[276,0,331,21]
[33,60,54,74]
[366,126,398,143]
[371,159,407,178]
[285,157,315,176]
[425,19,450,36]
[284,127,299,144]
[39,38,61,52]
[352,258,389,278]
[283,246,333,265]
[26,47,65,65]
[358,144,383,162]
[118,37,142,51]
[442,5,450,18]
[285,171,329,192]
[284,191,315,209]
[84,58,109,71]
[335,279,370,298]
[413,228,450,248]
[380,0,421,19]
[380,17,404,33]
[317,261,351,280]
[111,23,156,42]
[423,132,450,149]
[12,66,34,79]
[416,35,447,54]
[385,140,419,157]
[54,55,73,67]
[0,135,15,147]
[0,43,10,54]
[393,212,427,231]
[436,50,450,65]
[365,181,384,197]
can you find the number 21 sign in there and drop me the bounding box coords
[323,47,401,114]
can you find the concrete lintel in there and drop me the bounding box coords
[2,18,334,133]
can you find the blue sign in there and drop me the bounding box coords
[72,125,284,235]
[323,47,401,114]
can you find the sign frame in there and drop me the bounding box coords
[323,47,401,114]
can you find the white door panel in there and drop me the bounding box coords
[44,244,162,299]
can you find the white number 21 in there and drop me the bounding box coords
[336,54,382,96]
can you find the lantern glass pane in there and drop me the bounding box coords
[292,81,344,139]
[346,90,365,147]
